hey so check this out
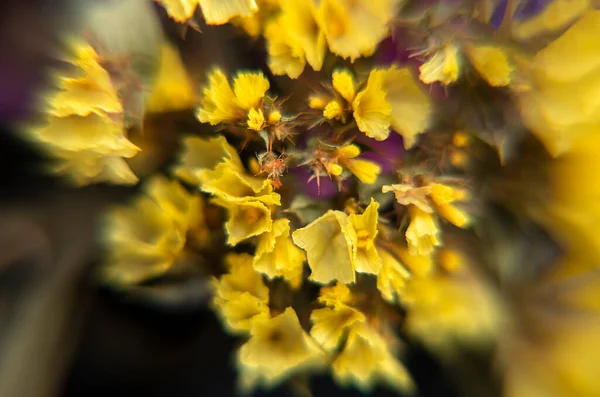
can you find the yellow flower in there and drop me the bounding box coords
[382,183,433,212]
[308,94,329,110]
[173,135,244,185]
[316,0,399,61]
[352,70,391,141]
[247,107,265,131]
[405,206,441,256]
[334,144,381,184]
[253,219,306,288]
[292,210,356,284]
[419,44,460,86]
[375,66,433,148]
[264,18,307,79]
[516,11,600,156]
[310,304,366,351]
[377,248,411,304]
[347,198,381,274]
[511,0,591,40]
[323,99,345,120]
[332,69,356,102]
[233,72,270,110]
[212,253,270,334]
[318,283,354,307]
[197,69,241,124]
[332,323,413,392]
[201,166,280,204]
[213,197,274,246]
[145,41,195,114]
[428,183,471,227]
[267,110,281,124]
[157,0,258,24]
[102,176,204,285]
[238,307,325,388]
[465,44,513,87]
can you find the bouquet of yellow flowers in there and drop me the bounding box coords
[22,0,600,395]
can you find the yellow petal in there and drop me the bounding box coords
[213,291,270,334]
[247,107,265,131]
[265,18,307,79]
[318,283,354,307]
[345,159,381,184]
[292,210,356,284]
[376,66,433,148]
[233,71,270,110]
[352,70,391,141]
[466,44,513,87]
[198,0,258,25]
[335,144,360,159]
[323,99,345,120]
[377,248,411,304]
[348,198,381,274]
[419,44,460,86]
[238,307,325,387]
[310,305,366,351]
[213,198,274,246]
[146,41,195,113]
[512,0,591,40]
[197,69,240,125]
[201,166,280,205]
[332,69,356,102]
[218,252,270,302]
[406,206,440,256]
[156,0,200,22]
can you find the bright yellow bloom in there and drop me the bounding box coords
[428,183,471,227]
[405,206,441,256]
[247,107,265,131]
[332,323,413,392]
[318,283,354,307]
[323,99,345,120]
[264,18,307,79]
[212,253,270,333]
[254,219,306,289]
[348,198,381,274]
[309,94,329,110]
[352,70,391,141]
[213,197,274,246]
[292,210,356,284]
[419,44,460,86]
[157,0,258,25]
[376,66,433,148]
[334,144,381,184]
[233,72,270,110]
[146,41,195,114]
[197,69,270,125]
[332,69,356,102]
[316,0,399,61]
[173,135,244,186]
[466,44,513,87]
[511,0,591,40]
[32,41,139,186]
[377,247,411,304]
[102,176,205,285]
[310,305,365,351]
[238,307,325,388]
[201,166,279,204]
[516,11,600,156]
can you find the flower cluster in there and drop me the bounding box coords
[24,1,600,396]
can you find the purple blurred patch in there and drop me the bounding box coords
[356,133,404,175]
[294,167,340,200]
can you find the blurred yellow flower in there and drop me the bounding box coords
[348,198,382,274]
[316,0,399,61]
[253,219,306,288]
[318,283,355,307]
[429,183,471,228]
[212,253,270,334]
[334,144,381,184]
[332,69,356,103]
[310,303,366,351]
[511,0,591,40]
[213,197,274,246]
[352,70,392,141]
[332,322,413,392]
[466,44,513,87]
[419,44,461,86]
[247,107,265,130]
[405,206,441,256]
[292,210,356,284]
[157,0,258,25]
[238,307,325,388]
[377,247,411,304]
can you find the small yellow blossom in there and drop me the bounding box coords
[419,44,460,86]
[323,99,345,120]
[316,0,399,61]
[318,283,355,307]
[308,94,329,110]
[352,70,392,141]
[102,176,205,285]
[406,206,441,256]
[347,199,382,274]
[264,18,307,79]
[254,219,306,288]
[247,107,266,130]
[382,183,433,212]
[429,183,471,227]
[376,66,433,148]
[332,323,413,392]
[377,248,411,304]
[238,307,325,388]
[157,0,258,25]
[212,253,270,333]
[310,304,366,351]
[292,210,356,284]
[267,110,281,124]
[465,44,513,87]
[334,144,381,184]
[201,166,279,204]
[213,197,274,246]
[145,41,195,114]
[173,135,244,186]
[197,69,270,125]
[332,69,356,102]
